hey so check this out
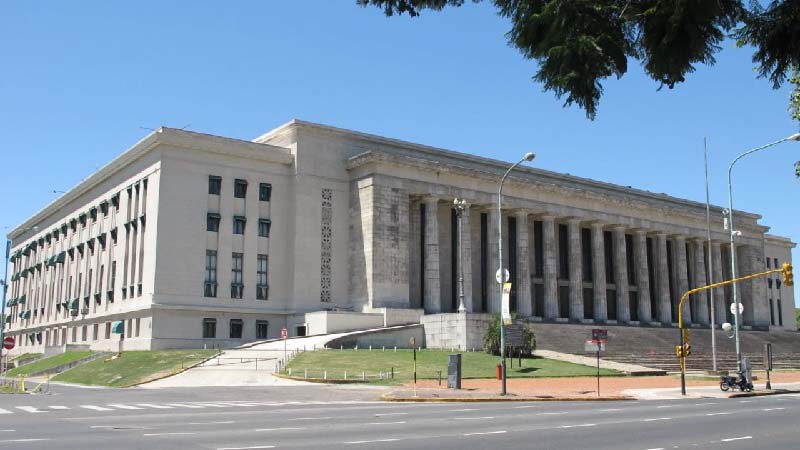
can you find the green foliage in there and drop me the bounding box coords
[796,308,800,330]
[735,1,800,89]
[483,314,536,356]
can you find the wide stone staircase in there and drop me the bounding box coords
[532,322,800,372]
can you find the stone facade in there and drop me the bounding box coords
[3,120,796,355]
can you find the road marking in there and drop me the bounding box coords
[80,405,113,411]
[0,439,50,443]
[720,436,752,442]
[599,409,622,412]
[108,404,144,410]
[450,408,478,412]
[454,416,494,420]
[706,412,731,416]
[464,431,507,436]
[694,402,717,406]
[537,412,568,416]
[643,417,672,422]
[0,430,14,433]
[48,406,69,410]
[762,407,786,411]
[559,424,597,429]
[167,403,205,409]
[188,421,237,425]
[367,421,406,425]
[0,409,10,415]
[513,405,538,409]
[288,417,331,421]
[375,413,408,416]
[217,447,275,450]
[345,438,401,444]
[143,432,196,437]
[196,403,232,408]
[254,427,306,432]
[643,448,665,450]
[137,403,174,409]
[15,407,46,414]
[656,405,674,409]
[90,426,117,429]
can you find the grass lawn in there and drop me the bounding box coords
[52,349,218,387]
[6,351,93,377]
[11,353,42,362]
[285,349,621,384]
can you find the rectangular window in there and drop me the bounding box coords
[208,175,221,195]
[258,219,271,238]
[774,258,779,269]
[90,208,98,222]
[233,216,246,235]
[202,318,217,338]
[207,213,220,232]
[205,250,218,298]
[231,253,243,298]
[256,254,269,300]
[259,183,272,202]
[767,258,771,269]
[234,179,248,198]
[229,319,243,339]
[256,320,269,339]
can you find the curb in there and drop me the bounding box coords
[728,389,800,398]
[380,393,634,402]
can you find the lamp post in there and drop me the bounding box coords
[453,198,468,314]
[703,138,718,372]
[498,152,535,396]
[727,133,800,371]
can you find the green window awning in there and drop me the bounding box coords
[19,270,28,278]
[6,298,15,307]
[11,273,18,281]
[56,252,66,264]
[19,311,31,319]
[111,320,125,334]
[69,298,79,310]
[17,295,26,305]
[3,316,10,323]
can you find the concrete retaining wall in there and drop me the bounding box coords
[326,325,424,349]
[303,311,385,336]
[421,313,493,351]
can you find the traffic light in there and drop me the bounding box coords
[675,345,684,358]
[683,343,692,357]
[782,263,794,287]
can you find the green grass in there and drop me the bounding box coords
[6,351,93,377]
[10,353,42,362]
[52,350,218,387]
[285,349,621,384]
[0,384,25,394]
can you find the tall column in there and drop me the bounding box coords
[634,230,652,323]
[739,244,768,327]
[655,232,672,324]
[567,218,584,321]
[612,226,630,323]
[487,208,501,313]
[675,236,691,326]
[591,223,607,322]
[458,204,474,312]
[691,239,710,325]
[542,215,558,319]
[711,242,727,325]
[515,211,532,317]
[423,197,441,314]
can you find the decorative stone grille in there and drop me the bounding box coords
[320,189,333,302]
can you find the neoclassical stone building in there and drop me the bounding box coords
[4,120,796,353]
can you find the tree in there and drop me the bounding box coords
[357,1,800,124]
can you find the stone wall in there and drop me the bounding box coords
[421,312,494,351]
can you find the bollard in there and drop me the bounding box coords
[324,370,327,380]
[20,376,25,392]
[344,370,348,380]
[437,370,442,386]
[355,346,358,351]
[340,345,343,350]
[394,346,397,352]
[288,368,292,376]
[362,371,366,381]
[382,346,385,352]
[369,345,372,351]
[391,367,394,379]
[304,368,308,379]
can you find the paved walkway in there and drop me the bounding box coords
[535,349,665,375]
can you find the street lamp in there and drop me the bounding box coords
[498,151,535,396]
[453,198,468,314]
[727,133,800,371]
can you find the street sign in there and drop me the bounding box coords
[730,302,744,315]
[495,268,510,284]
[505,323,525,347]
[3,336,15,350]
[592,329,608,343]
[501,283,512,325]
[584,340,606,352]
[281,327,288,339]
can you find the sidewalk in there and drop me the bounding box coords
[383,371,800,401]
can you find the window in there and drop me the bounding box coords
[768,278,773,289]
[767,258,771,269]
[259,183,272,202]
[205,250,217,298]
[208,175,221,195]
[207,213,221,232]
[256,320,269,339]
[231,253,243,298]
[202,318,217,338]
[233,216,246,235]
[258,219,271,238]
[90,208,97,222]
[230,319,243,339]
[109,261,116,300]
[774,258,779,269]
[257,254,269,300]
[234,179,248,198]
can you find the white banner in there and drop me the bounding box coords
[501,283,512,325]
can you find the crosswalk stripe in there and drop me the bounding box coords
[167,403,205,409]
[195,403,232,408]
[16,407,46,414]
[0,409,11,415]
[49,406,70,410]
[108,404,144,410]
[137,404,174,409]
[80,405,113,411]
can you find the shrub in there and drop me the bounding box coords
[483,314,536,357]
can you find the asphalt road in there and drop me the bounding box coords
[1,384,799,449]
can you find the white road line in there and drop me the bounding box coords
[450,408,478,412]
[15,407,46,414]
[48,406,69,410]
[538,412,568,416]
[464,431,507,436]
[0,439,50,443]
[287,417,332,421]
[0,409,10,415]
[80,405,113,411]
[375,413,408,416]
[254,427,306,432]
[108,404,144,410]
[656,405,674,409]
[643,448,665,450]
[762,408,786,411]
[559,424,597,429]
[188,421,237,425]
[720,436,752,442]
[217,446,275,450]
[454,416,494,420]
[367,421,406,425]
[738,400,752,403]
[694,402,717,406]
[706,412,731,416]
[643,417,672,422]
[513,405,538,409]
[345,438,401,444]
[143,432,196,437]
[0,430,14,432]
[599,409,622,412]
[90,426,117,429]
[167,403,205,409]
[137,403,174,409]
[195,403,232,408]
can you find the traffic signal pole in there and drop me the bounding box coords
[677,264,793,395]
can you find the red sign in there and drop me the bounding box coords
[3,336,15,350]
[281,327,288,339]
[592,329,608,343]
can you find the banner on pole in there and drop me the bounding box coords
[501,283,512,325]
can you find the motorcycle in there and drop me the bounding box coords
[720,371,754,392]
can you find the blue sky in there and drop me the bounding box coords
[2,1,798,306]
